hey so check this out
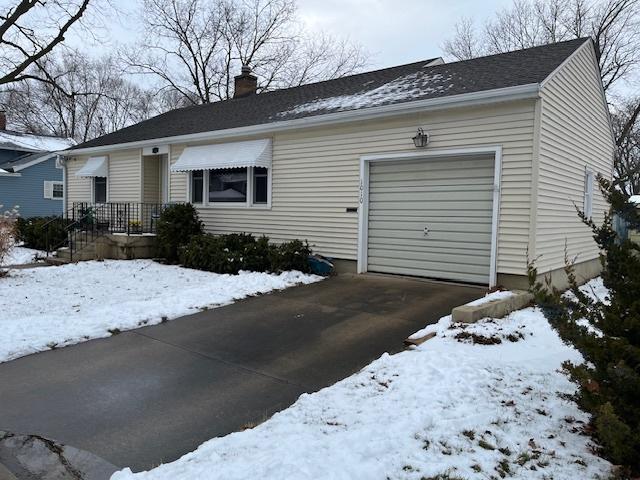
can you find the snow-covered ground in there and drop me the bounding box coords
[112,279,612,480]
[1,245,45,266]
[0,260,321,363]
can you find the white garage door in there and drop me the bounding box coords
[366,155,495,284]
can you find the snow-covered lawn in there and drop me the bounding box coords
[0,260,321,363]
[113,279,612,480]
[1,245,46,266]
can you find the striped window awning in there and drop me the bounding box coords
[75,156,108,177]
[171,139,272,172]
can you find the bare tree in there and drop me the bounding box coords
[122,0,367,106]
[2,51,158,142]
[613,98,640,194]
[0,0,92,87]
[443,0,640,191]
[443,0,640,93]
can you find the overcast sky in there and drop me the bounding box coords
[295,0,513,67]
[78,0,514,69]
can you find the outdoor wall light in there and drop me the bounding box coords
[412,128,429,148]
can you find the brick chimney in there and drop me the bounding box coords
[0,111,6,131]
[233,65,257,99]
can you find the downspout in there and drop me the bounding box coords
[57,155,68,217]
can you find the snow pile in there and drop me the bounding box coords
[1,246,45,266]
[0,260,322,363]
[112,280,611,480]
[279,72,453,117]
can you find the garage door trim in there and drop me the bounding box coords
[357,145,502,287]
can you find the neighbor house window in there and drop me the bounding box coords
[43,181,64,200]
[209,168,247,203]
[191,170,204,203]
[52,182,64,199]
[94,176,107,203]
[584,169,594,218]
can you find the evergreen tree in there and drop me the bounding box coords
[529,176,640,476]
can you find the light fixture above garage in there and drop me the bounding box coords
[412,128,429,148]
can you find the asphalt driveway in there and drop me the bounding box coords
[0,274,483,472]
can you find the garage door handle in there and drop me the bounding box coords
[423,226,429,236]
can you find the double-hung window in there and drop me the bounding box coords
[190,167,269,207]
[44,181,64,200]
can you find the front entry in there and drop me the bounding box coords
[142,154,168,203]
[365,154,495,285]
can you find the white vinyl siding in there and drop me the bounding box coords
[534,43,614,272]
[143,155,161,203]
[168,101,535,273]
[108,149,142,202]
[67,150,142,204]
[169,144,187,203]
[367,156,495,284]
[65,156,92,205]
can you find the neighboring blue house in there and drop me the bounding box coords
[0,112,75,218]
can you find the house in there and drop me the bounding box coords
[60,38,614,289]
[0,113,76,218]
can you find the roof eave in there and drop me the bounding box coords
[63,83,541,156]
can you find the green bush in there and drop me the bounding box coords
[179,233,311,274]
[156,203,203,263]
[529,176,640,477]
[15,216,71,251]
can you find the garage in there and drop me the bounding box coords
[363,154,497,285]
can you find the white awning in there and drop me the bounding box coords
[171,139,272,172]
[75,156,108,177]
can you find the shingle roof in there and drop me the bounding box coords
[71,37,589,150]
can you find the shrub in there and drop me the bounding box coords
[179,233,312,274]
[156,203,203,263]
[0,205,19,275]
[15,216,70,251]
[529,176,640,477]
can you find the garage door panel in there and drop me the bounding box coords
[368,200,494,211]
[367,260,490,284]
[371,157,495,174]
[369,220,492,234]
[368,248,491,267]
[368,238,491,251]
[369,190,493,202]
[368,227,492,244]
[367,155,494,284]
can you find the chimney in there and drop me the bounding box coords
[0,111,6,131]
[233,65,257,99]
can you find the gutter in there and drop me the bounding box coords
[62,83,541,156]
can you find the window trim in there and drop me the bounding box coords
[187,166,271,209]
[93,176,108,204]
[44,180,64,200]
[584,169,594,219]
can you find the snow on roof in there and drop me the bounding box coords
[0,130,75,152]
[278,72,454,117]
[629,195,640,204]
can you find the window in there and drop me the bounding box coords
[584,169,594,218]
[52,182,63,199]
[190,166,269,207]
[43,181,63,200]
[94,176,107,203]
[191,170,204,203]
[209,168,247,203]
[253,167,268,204]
